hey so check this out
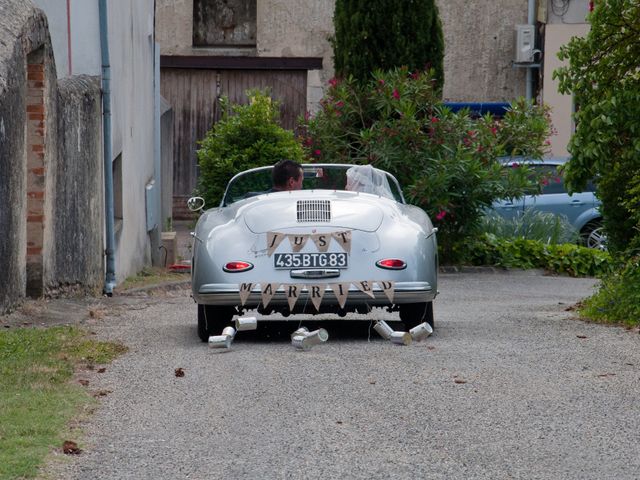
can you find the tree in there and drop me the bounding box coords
[554,0,640,253]
[196,91,304,207]
[300,69,551,263]
[332,0,444,90]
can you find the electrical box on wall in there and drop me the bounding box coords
[515,24,535,63]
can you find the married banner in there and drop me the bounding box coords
[238,280,396,310]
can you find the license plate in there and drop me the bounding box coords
[273,252,348,269]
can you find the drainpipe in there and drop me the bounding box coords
[99,0,116,295]
[526,0,536,101]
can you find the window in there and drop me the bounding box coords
[193,0,257,47]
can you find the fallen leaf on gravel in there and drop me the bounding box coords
[625,363,634,366]
[576,335,588,339]
[597,373,616,378]
[175,368,185,377]
[63,441,82,455]
[369,380,376,385]
[78,379,89,386]
[454,379,467,384]
[97,367,106,373]
[93,390,112,397]
[336,421,343,424]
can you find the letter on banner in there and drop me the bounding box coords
[329,283,350,309]
[309,284,325,311]
[239,282,253,306]
[378,281,395,303]
[261,283,280,308]
[356,280,375,298]
[286,284,302,311]
[288,234,309,252]
[266,232,286,256]
[332,230,352,253]
[310,234,330,253]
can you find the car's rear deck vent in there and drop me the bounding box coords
[297,200,331,222]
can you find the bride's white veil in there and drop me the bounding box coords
[345,165,393,199]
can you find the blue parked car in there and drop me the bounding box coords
[490,157,605,249]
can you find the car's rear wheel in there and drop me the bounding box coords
[399,302,434,330]
[197,304,235,342]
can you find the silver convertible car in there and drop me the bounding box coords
[188,164,439,342]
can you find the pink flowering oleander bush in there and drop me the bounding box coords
[299,68,552,263]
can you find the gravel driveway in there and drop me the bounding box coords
[45,271,640,480]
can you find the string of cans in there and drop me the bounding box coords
[208,317,432,350]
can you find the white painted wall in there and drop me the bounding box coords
[33,0,100,77]
[107,0,157,281]
[33,0,159,283]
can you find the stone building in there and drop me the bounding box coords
[156,0,592,211]
[0,0,163,312]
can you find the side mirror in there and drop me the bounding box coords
[187,196,205,212]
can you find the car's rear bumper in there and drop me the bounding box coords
[193,281,435,306]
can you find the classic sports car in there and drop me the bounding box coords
[188,164,439,342]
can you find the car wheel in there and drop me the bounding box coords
[399,302,434,330]
[197,304,235,342]
[581,220,607,250]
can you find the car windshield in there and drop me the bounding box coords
[222,164,404,206]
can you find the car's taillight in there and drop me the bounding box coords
[223,261,254,272]
[376,258,407,270]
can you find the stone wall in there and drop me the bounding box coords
[437,0,529,102]
[0,1,105,312]
[0,1,53,312]
[0,36,27,312]
[51,75,103,292]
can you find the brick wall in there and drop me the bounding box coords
[25,53,47,297]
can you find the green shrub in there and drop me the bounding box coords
[580,255,640,326]
[555,1,640,254]
[301,69,551,263]
[196,90,304,207]
[479,210,579,245]
[468,234,613,277]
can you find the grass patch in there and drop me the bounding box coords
[117,266,188,291]
[0,327,126,479]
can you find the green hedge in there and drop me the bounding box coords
[468,234,613,277]
[580,255,640,326]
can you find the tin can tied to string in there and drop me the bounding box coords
[409,322,433,342]
[235,316,258,331]
[291,328,329,350]
[373,320,394,340]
